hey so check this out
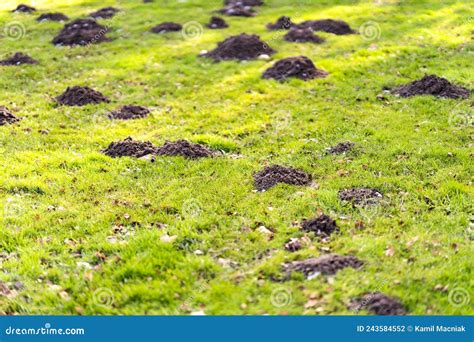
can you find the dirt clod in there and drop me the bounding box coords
[90,7,119,19]
[108,105,150,120]
[284,238,303,252]
[301,214,338,237]
[37,13,69,22]
[254,165,312,191]
[56,86,110,106]
[0,52,38,66]
[156,140,217,159]
[392,75,470,99]
[326,141,354,154]
[349,292,406,315]
[218,5,255,17]
[102,137,158,158]
[207,16,228,29]
[263,56,327,81]
[297,19,355,35]
[283,254,363,278]
[284,28,324,44]
[0,106,21,126]
[339,188,383,206]
[53,19,109,46]
[267,16,294,30]
[204,34,274,61]
[151,22,182,34]
[13,4,36,13]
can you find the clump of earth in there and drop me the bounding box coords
[253,164,312,191]
[102,137,158,158]
[90,7,120,19]
[349,292,407,315]
[297,19,355,35]
[284,28,325,44]
[339,188,383,206]
[156,140,217,159]
[301,214,338,237]
[151,22,182,33]
[12,4,36,13]
[52,19,109,46]
[56,86,110,106]
[0,106,21,126]
[108,105,150,120]
[218,4,256,17]
[203,34,274,61]
[283,254,363,279]
[267,16,294,30]
[37,13,69,22]
[207,16,228,29]
[392,75,470,99]
[263,56,327,81]
[0,52,38,66]
[326,141,355,154]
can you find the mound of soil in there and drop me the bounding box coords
[0,106,21,126]
[326,141,354,154]
[349,293,406,315]
[283,254,363,278]
[52,19,109,46]
[263,56,327,81]
[156,140,217,159]
[218,5,255,17]
[392,75,470,99]
[0,52,38,66]
[224,0,263,5]
[151,22,182,34]
[37,13,69,22]
[284,28,325,44]
[108,105,150,120]
[56,86,110,106]
[267,16,294,30]
[253,165,312,191]
[207,16,228,29]
[12,4,36,13]
[301,214,338,237]
[102,137,158,158]
[90,7,119,19]
[339,188,383,206]
[203,34,275,61]
[297,19,355,35]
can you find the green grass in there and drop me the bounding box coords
[0,0,472,315]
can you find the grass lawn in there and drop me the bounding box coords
[0,0,472,315]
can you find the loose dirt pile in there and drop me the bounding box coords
[0,52,38,66]
[90,7,119,19]
[339,188,383,206]
[151,22,182,34]
[267,16,294,30]
[301,214,338,237]
[284,28,325,44]
[37,13,69,22]
[253,165,312,191]
[102,137,158,158]
[207,16,228,29]
[297,19,355,35]
[349,293,406,315]
[12,4,36,13]
[263,56,327,81]
[0,107,21,126]
[156,140,217,159]
[218,5,255,17]
[392,75,470,99]
[203,34,275,61]
[52,19,109,46]
[224,0,263,5]
[56,86,110,106]
[326,141,354,154]
[283,254,363,278]
[109,105,150,120]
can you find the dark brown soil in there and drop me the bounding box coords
[37,13,69,22]
[52,19,109,46]
[267,16,294,30]
[326,141,355,154]
[12,4,36,13]
[203,34,275,61]
[0,106,21,126]
[207,16,228,29]
[253,165,312,191]
[349,292,407,315]
[151,22,182,34]
[108,105,150,120]
[297,19,355,35]
[218,5,255,17]
[0,52,38,66]
[263,56,327,81]
[392,75,470,99]
[56,86,110,106]
[339,188,383,206]
[224,0,263,5]
[156,140,217,159]
[283,254,363,278]
[90,7,120,19]
[102,137,158,158]
[284,238,303,252]
[301,214,338,237]
[284,28,325,44]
